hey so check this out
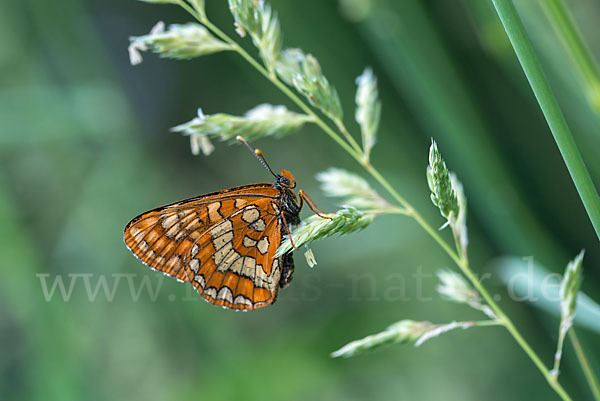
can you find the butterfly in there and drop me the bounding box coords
[124,137,326,310]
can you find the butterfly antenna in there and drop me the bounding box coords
[237,136,277,178]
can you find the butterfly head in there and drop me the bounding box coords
[278,169,296,189]
[236,136,297,189]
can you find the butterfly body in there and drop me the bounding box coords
[124,169,301,310]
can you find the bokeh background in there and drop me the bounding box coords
[2,0,599,400]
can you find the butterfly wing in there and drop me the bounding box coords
[124,184,284,310]
[190,197,284,310]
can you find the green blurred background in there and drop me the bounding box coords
[2,0,599,400]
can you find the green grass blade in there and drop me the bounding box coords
[539,0,600,113]
[492,0,600,241]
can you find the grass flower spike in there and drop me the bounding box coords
[304,248,318,268]
[189,126,215,156]
[276,207,373,256]
[331,319,494,358]
[551,250,585,379]
[275,48,343,122]
[330,320,434,358]
[449,172,468,254]
[172,105,314,155]
[437,270,494,318]
[355,68,381,162]
[228,0,281,75]
[316,168,391,211]
[560,250,584,325]
[128,22,232,65]
[427,139,459,222]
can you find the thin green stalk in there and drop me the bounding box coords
[539,0,600,113]
[569,329,600,401]
[469,319,505,327]
[551,322,568,382]
[364,208,411,216]
[177,3,573,399]
[491,0,600,242]
[451,225,467,264]
[333,118,364,157]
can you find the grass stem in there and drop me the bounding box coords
[539,0,600,113]
[491,0,600,242]
[550,323,568,382]
[333,118,364,157]
[569,329,600,401]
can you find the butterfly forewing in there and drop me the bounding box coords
[124,184,284,310]
[191,199,283,309]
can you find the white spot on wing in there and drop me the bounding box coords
[254,264,273,289]
[272,266,281,285]
[204,287,217,299]
[166,255,180,269]
[161,214,178,230]
[189,258,200,273]
[242,206,260,223]
[130,227,145,242]
[252,219,266,232]
[242,257,256,277]
[174,229,187,241]
[234,295,253,307]
[165,223,180,239]
[213,243,233,264]
[257,237,270,254]
[208,202,223,223]
[213,230,234,250]
[229,257,243,274]
[194,274,205,287]
[243,236,257,247]
[145,230,159,244]
[217,287,234,303]
[210,219,233,238]
[218,249,241,272]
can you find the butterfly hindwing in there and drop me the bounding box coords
[190,198,283,309]
[123,183,284,310]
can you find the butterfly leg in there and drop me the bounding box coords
[279,253,295,288]
[298,190,332,219]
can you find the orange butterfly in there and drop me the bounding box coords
[124,137,325,310]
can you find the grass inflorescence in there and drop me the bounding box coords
[128,1,597,400]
